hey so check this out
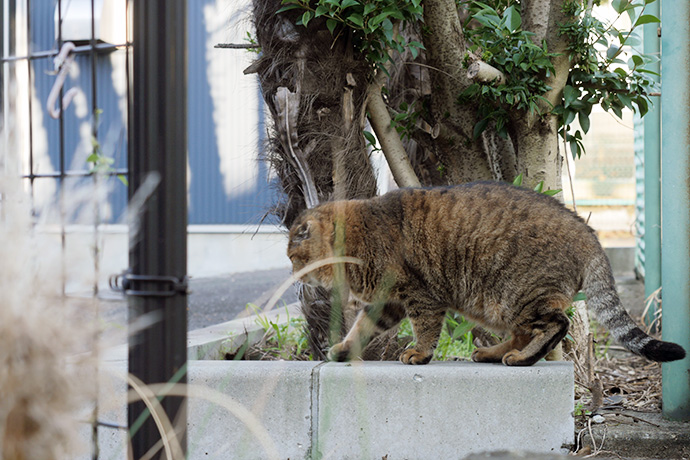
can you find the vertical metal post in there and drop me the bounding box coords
[660,0,690,421]
[127,0,189,457]
[643,0,661,328]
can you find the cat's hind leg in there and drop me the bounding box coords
[471,335,530,363]
[400,309,446,365]
[328,302,405,362]
[502,297,570,366]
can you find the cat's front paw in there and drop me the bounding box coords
[399,349,432,365]
[327,342,352,362]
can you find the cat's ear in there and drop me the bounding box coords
[294,220,312,243]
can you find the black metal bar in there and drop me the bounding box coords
[21,168,129,179]
[127,0,188,457]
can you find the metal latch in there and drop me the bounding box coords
[109,270,189,297]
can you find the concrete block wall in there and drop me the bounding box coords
[315,362,573,459]
[90,360,574,459]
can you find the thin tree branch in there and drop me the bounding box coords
[467,61,506,86]
[367,71,421,188]
[366,23,421,188]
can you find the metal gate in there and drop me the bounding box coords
[1,0,189,457]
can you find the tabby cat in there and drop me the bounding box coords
[287,182,686,366]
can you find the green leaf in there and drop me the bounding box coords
[326,18,338,35]
[631,54,644,68]
[578,111,590,134]
[473,13,500,29]
[314,5,329,17]
[363,3,376,16]
[512,174,524,187]
[564,108,576,126]
[618,93,633,110]
[636,68,660,77]
[634,14,660,26]
[595,35,609,48]
[451,320,475,340]
[606,45,620,60]
[624,31,642,47]
[533,181,544,193]
[363,130,377,146]
[382,5,405,20]
[473,118,489,139]
[301,10,313,26]
[570,138,581,159]
[543,189,562,197]
[563,85,579,108]
[626,6,639,27]
[340,0,360,9]
[275,3,301,14]
[613,67,628,78]
[611,103,623,119]
[502,5,521,32]
[573,291,587,302]
[611,0,629,14]
[637,97,649,117]
[117,175,129,186]
[347,13,364,27]
[369,11,390,27]
[409,44,419,59]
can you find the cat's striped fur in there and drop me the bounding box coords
[287,181,686,365]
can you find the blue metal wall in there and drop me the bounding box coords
[23,0,277,225]
[28,0,129,221]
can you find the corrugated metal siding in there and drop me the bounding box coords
[186,0,279,225]
[28,0,128,221]
[19,0,278,225]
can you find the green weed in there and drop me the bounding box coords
[398,313,477,361]
[247,304,312,361]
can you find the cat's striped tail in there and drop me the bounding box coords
[583,253,686,362]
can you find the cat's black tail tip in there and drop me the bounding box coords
[642,340,686,362]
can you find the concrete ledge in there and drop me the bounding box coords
[91,360,574,459]
[316,362,574,459]
[187,303,301,360]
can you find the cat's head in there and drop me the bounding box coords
[287,207,336,288]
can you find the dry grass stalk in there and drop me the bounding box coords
[0,174,97,459]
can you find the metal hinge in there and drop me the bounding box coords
[109,270,189,297]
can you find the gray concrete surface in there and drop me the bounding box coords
[315,361,574,459]
[88,360,574,460]
[580,409,690,459]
